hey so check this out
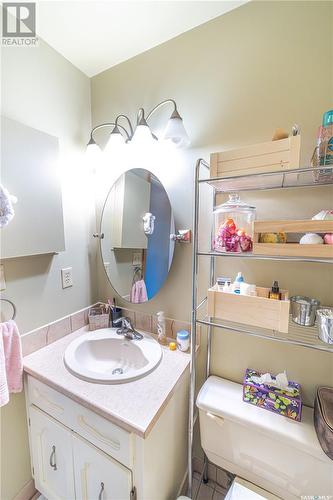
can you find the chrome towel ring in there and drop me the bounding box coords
[0,298,16,320]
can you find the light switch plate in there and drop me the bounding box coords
[61,267,73,289]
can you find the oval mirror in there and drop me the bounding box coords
[100,168,175,303]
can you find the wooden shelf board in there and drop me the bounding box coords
[253,243,333,258]
[254,219,333,233]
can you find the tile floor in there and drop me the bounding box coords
[191,466,234,500]
[192,471,229,500]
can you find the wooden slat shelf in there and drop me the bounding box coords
[208,285,290,333]
[254,219,333,233]
[253,243,333,259]
[253,219,333,258]
[210,136,301,178]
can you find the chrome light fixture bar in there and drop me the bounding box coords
[86,99,190,154]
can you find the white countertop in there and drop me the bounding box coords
[23,326,190,437]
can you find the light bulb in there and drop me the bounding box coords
[85,138,102,172]
[163,110,190,147]
[132,124,155,144]
[86,142,102,160]
[104,129,125,154]
[86,142,101,156]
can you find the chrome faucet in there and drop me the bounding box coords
[113,317,143,341]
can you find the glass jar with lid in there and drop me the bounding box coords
[213,193,256,253]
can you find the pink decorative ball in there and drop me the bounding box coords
[324,233,333,245]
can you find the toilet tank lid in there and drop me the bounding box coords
[196,376,329,463]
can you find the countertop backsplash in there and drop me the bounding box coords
[21,302,197,357]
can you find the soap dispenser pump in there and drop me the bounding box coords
[156,311,167,345]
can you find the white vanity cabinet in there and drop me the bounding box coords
[29,405,132,500]
[25,371,189,500]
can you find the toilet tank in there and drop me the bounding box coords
[196,376,333,500]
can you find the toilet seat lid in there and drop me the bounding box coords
[225,478,280,500]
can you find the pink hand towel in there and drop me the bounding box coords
[0,332,9,407]
[131,279,148,304]
[0,320,23,406]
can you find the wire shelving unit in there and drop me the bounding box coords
[187,161,333,496]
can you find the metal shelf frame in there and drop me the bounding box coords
[197,251,333,264]
[187,159,333,497]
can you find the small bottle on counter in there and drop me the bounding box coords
[169,341,177,351]
[269,281,282,300]
[157,311,167,345]
[177,330,190,352]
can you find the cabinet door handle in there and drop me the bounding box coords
[49,445,57,471]
[98,482,104,500]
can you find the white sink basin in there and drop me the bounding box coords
[64,328,162,383]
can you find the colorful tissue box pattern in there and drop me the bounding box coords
[243,368,302,421]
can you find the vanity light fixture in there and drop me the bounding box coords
[163,108,190,147]
[86,99,190,155]
[86,136,102,157]
[104,125,126,153]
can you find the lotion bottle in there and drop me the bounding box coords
[157,311,167,345]
[233,272,244,294]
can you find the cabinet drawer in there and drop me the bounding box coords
[27,376,133,468]
[28,376,69,421]
[71,402,133,468]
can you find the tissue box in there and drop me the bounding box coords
[243,368,302,421]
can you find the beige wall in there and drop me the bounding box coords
[1,40,97,499]
[1,1,333,498]
[91,0,333,409]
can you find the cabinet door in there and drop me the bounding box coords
[29,406,76,500]
[73,434,132,500]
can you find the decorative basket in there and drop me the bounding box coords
[207,284,290,333]
[88,306,110,331]
[210,135,301,179]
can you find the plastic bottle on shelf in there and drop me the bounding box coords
[319,110,333,166]
[233,272,244,294]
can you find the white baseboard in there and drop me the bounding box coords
[13,479,36,500]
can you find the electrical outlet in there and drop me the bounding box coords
[61,267,73,289]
